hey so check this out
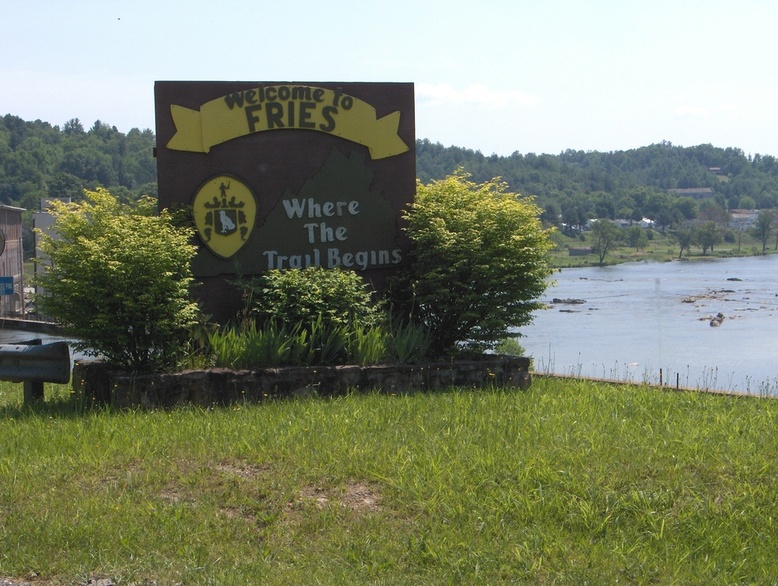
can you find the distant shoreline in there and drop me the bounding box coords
[552,249,778,270]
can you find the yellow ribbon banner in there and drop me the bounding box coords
[166,85,409,160]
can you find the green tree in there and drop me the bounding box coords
[36,188,200,370]
[698,200,730,224]
[590,220,622,264]
[626,225,648,251]
[738,195,756,209]
[63,118,84,136]
[674,197,699,221]
[593,192,615,219]
[561,201,586,233]
[695,221,723,255]
[752,210,774,252]
[0,114,159,213]
[46,171,84,200]
[673,224,694,258]
[541,201,561,226]
[391,171,554,356]
[58,148,116,186]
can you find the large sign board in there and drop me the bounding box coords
[155,81,415,322]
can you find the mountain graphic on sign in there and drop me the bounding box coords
[252,149,401,269]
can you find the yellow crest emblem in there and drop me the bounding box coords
[192,175,257,259]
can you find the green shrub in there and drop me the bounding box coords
[216,267,395,367]
[242,267,383,330]
[390,170,555,357]
[36,188,200,371]
[210,278,432,366]
[494,336,526,357]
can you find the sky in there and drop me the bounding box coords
[3,0,778,157]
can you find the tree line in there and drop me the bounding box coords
[0,114,157,212]
[5,112,778,238]
[417,139,778,231]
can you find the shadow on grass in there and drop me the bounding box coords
[0,381,118,420]
[0,395,107,420]
[0,378,520,422]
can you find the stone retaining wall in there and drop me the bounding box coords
[73,356,531,409]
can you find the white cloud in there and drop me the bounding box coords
[417,83,540,109]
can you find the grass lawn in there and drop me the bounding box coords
[549,228,774,268]
[1,378,778,585]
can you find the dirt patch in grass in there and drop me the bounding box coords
[293,480,383,513]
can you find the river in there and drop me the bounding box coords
[518,255,778,395]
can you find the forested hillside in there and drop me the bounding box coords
[417,139,778,230]
[0,114,156,214]
[4,112,778,237]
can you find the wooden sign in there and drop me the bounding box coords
[155,81,416,321]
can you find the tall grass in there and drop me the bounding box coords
[206,320,295,368]
[2,378,778,584]
[208,318,430,368]
[386,319,432,364]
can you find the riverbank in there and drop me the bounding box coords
[549,228,777,268]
